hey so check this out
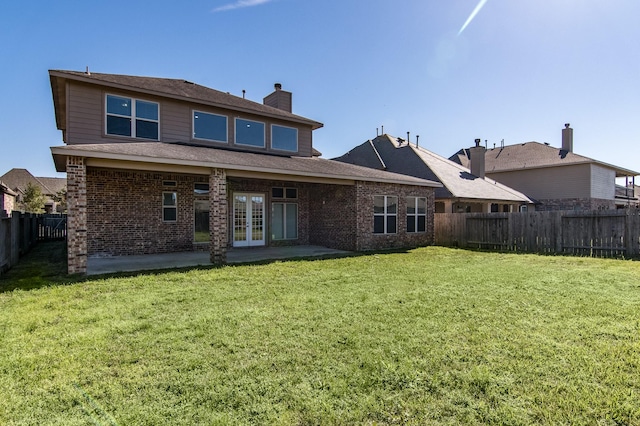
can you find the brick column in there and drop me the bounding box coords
[210,168,228,264]
[66,156,87,274]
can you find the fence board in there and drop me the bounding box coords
[435,209,640,259]
[0,212,66,275]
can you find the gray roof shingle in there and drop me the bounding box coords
[450,141,639,177]
[334,135,532,203]
[51,142,442,188]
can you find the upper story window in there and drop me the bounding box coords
[235,118,265,148]
[106,94,159,140]
[193,111,227,143]
[271,124,298,152]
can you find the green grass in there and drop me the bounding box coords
[1,243,639,425]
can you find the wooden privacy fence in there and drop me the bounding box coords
[38,214,67,241]
[435,210,640,258]
[0,212,67,275]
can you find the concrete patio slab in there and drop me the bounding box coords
[86,245,351,275]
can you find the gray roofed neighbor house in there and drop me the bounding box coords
[0,168,66,196]
[450,141,640,177]
[51,142,442,188]
[334,135,532,203]
[49,70,323,132]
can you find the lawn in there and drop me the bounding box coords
[1,243,639,425]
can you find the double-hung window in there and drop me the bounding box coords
[163,192,177,222]
[374,195,397,234]
[271,124,298,152]
[106,94,159,140]
[235,118,265,148]
[194,183,209,242]
[193,111,227,143]
[272,187,298,240]
[406,197,427,233]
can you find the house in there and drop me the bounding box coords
[0,168,67,213]
[1,181,17,215]
[48,70,441,274]
[333,134,534,213]
[450,124,639,211]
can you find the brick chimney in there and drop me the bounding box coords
[469,138,486,179]
[263,83,292,113]
[562,123,573,152]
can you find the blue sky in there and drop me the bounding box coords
[1,0,639,178]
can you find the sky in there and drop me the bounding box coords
[1,0,639,179]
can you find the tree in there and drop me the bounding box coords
[21,182,46,213]
[52,188,67,213]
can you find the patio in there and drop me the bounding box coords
[86,245,351,275]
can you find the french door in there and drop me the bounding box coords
[233,193,265,247]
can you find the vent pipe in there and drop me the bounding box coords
[416,135,420,147]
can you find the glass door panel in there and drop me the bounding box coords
[233,193,265,247]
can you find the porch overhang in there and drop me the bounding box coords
[51,142,442,188]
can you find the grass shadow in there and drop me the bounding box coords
[0,241,85,292]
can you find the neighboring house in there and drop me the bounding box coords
[48,70,441,274]
[0,168,67,213]
[1,181,17,215]
[333,134,534,213]
[450,125,639,211]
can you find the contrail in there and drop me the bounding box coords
[458,0,489,35]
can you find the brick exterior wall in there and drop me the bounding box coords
[1,192,15,215]
[308,184,358,250]
[86,167,208,256]
[78,166,436,271]
[67,156,87,274]
[210,168,227,264]
[535,198,615,211]
[354,181,435,251]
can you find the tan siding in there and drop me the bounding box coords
[162,100,190,143]
[65,81,316,156]
[67,82,103,144]
[488,164,591,200]
[590,164,615,199]
[297,127,312,157]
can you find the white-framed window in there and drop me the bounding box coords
[106,94,159,140]
[407,196,427,233]
[194,183,209,242]
[193,111,227,143]
[163,191,177,222]
[272,187,298,199]
[272,203,298,240]
[374,195,397,234]
[235,118,265,148]
[271,124,298,152]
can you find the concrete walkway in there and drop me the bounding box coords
[87,245,351,275]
